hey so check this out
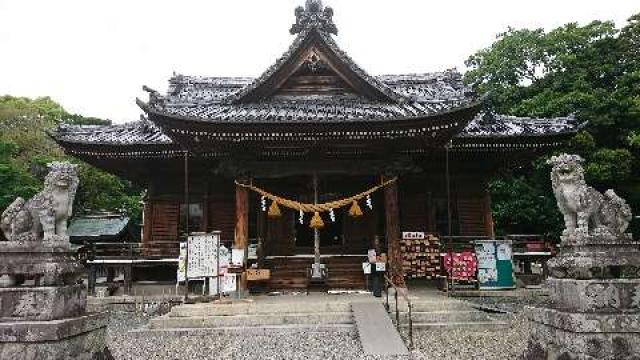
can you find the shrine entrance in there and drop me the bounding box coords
[294,207,343,252]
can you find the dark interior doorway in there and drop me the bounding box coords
[295,211,343,248]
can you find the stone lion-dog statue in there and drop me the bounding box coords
[1,161,79,243]
[548,154,632,237]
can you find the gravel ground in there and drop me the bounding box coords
[105,309,528,360]
[106,311,411,360]
[411,314,529,360]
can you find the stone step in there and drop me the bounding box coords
[410,310,495,323]
[149,311,353,329]
[409,320,510,330]
[394,300,473,312]
[130,324,355,336]
[167,302,351,317]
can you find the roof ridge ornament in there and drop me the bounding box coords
[290,0,338,35]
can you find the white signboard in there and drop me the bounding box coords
[362,262,372,275]
[375,262,386,272]
[231,249,244,266]
[402,232,425,240]
[177,242,187,282]
[496,241,513,261]
[218,245,230,275]
[187,233,220,279]
[208,273,237,295]
[476,254,497,269]
[222,274,237,293]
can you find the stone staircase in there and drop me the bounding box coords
[395,296,510,330]
[148,300,354,330]
[265,256,367,291]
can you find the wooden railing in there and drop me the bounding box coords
[383,273,413,350]
[80,241,179,296]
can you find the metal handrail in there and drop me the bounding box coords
[383,273,413,350]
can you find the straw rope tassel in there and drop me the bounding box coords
[310,212,325,229]
[234,177,397,213]
[348,200,363,218]
[268,200,281,217]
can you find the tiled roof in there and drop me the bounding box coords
[460,113,580,138]
[53,119,172,145]
[143,69,476,124]
[52,112,579,146]
[68,215,129,239]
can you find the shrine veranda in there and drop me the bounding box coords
[50,0,579,292]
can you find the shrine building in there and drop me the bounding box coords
[51,1,579,290]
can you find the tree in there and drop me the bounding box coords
[0,96,143,229]
[465,14,640,239]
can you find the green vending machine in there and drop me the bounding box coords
[474,240,515,290]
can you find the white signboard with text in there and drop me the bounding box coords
[186,232,221,279]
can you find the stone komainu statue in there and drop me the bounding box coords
[1,162,79,242]
[548,154,632,237]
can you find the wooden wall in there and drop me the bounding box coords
[399,174,493,238]
[141,169,495,257]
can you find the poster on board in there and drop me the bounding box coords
[186,232,221,279]
[474,240,514,290]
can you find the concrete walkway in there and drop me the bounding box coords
[352,302,408,356]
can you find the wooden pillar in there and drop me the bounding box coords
[484,179,495,239]
[142,199,153,255]
[202,185,209,232]
[384,175,406,288]
[256,197,266,268]
[234,179,249,295]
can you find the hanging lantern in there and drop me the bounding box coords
[299,209,304,224]
[268,200,282,217]
[329,208,336,222]
[261,196,267,212]
[366,194,373,210]
[348,200,363,218]
[310,212,325,229]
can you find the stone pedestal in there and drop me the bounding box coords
[0,242,110,360]
[522,234,640,360]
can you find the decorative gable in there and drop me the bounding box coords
[228,1,406,104]
[272,48,358,98]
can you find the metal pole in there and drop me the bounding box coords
[394,290,399,327]
[217,235,221,301]
[183,150,189,302]
[445,141,454,295]
[408,302,413,349]
[313,173,320,267]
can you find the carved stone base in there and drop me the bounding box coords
[547,278,640,313]
[523,306,640,359]
[0,285,86,321]
[0,313,109,360]
[547,235,640,280]
[0,244,82,286]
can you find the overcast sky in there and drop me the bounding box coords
[0,1,637,124]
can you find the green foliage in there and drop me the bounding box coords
[490,177,563,238]
[584,148,633,186]
[0,142,40,211]
[0,96,142,226]
[466,13,640,239]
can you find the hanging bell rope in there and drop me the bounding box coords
[235,177,397,214]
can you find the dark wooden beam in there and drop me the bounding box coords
[384,175,405,288]
[234,179,249,296]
